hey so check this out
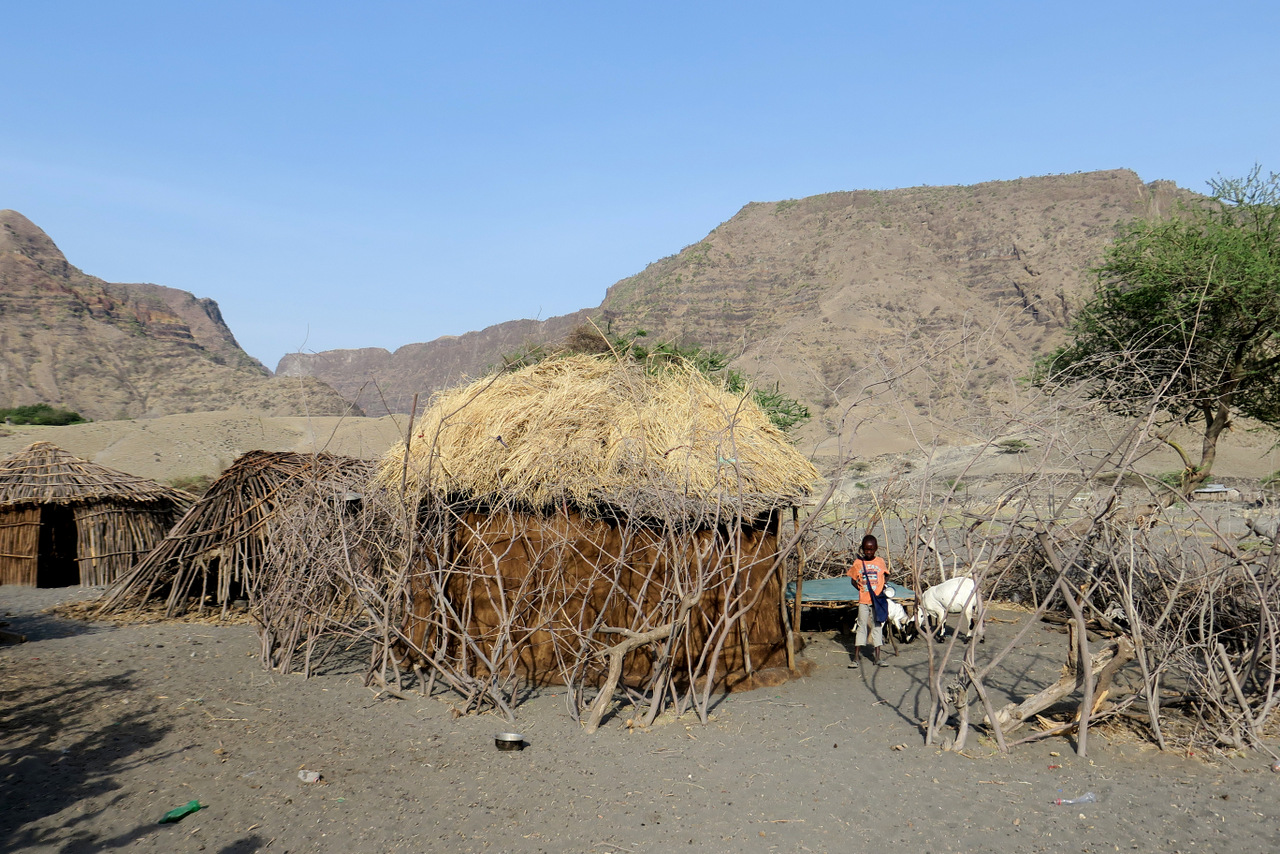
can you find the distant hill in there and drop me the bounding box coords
[278,312,593,415]
[282,170,1187,457]
[0,210,358,420]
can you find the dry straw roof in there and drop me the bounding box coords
[379,355,822,516]
[0,441,191,507]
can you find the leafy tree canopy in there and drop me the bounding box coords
[1033,167,1280,491]
[502,323,811,434]
[0,404,88,426]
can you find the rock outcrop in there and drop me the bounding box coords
[0,210,359,420]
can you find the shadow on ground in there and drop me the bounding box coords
[0,668,171,851]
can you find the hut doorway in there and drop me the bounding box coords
[37,505,79,587]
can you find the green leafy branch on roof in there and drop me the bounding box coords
[500,322,811,434]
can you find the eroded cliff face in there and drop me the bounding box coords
[277,170,1184,450]
[276,313,592,415]
[0,210,359,420]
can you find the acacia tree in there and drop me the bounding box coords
[1034,167,1280,495]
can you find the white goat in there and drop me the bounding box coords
[916,577,981,641]
[885,598,917,643]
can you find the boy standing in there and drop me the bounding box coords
[847,534,889,668]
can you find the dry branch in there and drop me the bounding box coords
[986,636,1134,733]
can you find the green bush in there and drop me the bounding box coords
[0,404,88,426]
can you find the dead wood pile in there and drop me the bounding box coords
[925,512,1280,757]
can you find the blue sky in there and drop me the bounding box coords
[2,1,1276,369]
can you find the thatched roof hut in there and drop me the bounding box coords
[378,356,824,720]
[101,450,376,617]
[383,354,821,518]
[0,441,192,587]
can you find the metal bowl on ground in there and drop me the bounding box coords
[494,732,525,751]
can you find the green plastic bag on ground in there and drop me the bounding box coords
[158,800,203,824]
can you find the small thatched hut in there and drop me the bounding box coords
[379,355,822,719]
[101,450,376,617]
[0,441,192,587]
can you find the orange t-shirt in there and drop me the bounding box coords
[846,556,888,605]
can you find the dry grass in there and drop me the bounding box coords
[379,355,822,516]
[51,598,252,626]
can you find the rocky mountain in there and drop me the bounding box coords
[281,169,1185,458]
[0,210,358,421]
[277,312,593,415]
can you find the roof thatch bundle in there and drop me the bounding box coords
[378,355,822,518]
[101,450,376,616]
[0,441,192,587]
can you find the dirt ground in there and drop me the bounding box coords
[3,587,1278,854]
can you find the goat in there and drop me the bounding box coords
[884,597,918,643]
[916,577,982,642]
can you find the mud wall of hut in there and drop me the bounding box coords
[401,508,788,691]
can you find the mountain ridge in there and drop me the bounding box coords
[277,170,1186,458]
[1,209,358,420]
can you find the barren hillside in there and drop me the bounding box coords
[0,210,358,420]
[279,170,1186,460]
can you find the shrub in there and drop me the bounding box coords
[0,404,88,426]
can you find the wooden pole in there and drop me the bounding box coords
[985,636,1133,733]
[790,506,805,638]
[774,509,797,671]
[1036,525,1096,757]
[400,393,420,498]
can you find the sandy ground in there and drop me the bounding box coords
[3,410,1278,493]
[0,413,407,485]
[3,586,1278,854]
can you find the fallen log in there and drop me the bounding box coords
[985,636,1135,733]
